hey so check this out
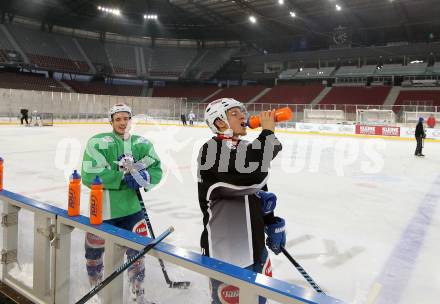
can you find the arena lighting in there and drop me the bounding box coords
[97,6,121,16]
[144,14,158,20]
[278,0,284,5]
[335,4,342,11]
[289,11,296,18]
[249,15,257,23]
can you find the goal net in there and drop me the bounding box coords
[29,112,54,126]
[356,109,395,125]
[303,109,345,123]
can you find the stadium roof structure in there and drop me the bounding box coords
[0,0,439,52]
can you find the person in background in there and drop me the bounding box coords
[415,117,426,157]
[427,114,436,128]
[81,103,162,304]
[180,113,187,126]
[188,110,196,126]
[20,108,29,125]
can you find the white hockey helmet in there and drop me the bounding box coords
[204,98,246,133]
[109,103,132,121]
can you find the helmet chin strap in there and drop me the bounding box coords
[222,128,234,138]
[216,120,237,139]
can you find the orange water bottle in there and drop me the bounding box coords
[68,170,81,216]
[247,107,293,129]
[89,176,103,225]
[0,157,3,191]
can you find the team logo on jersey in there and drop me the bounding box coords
[135,137,150,145]
[102,136,114,143]
[218,284,239,304]
[133,220,148,237]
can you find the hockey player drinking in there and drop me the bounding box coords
[197,98,286,304]
[81,103,162,304]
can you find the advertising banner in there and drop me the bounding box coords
[296,123,356,134]
[355,125,400,137]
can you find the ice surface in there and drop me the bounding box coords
[0,123,439,303]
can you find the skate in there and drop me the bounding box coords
[132,288,155,304]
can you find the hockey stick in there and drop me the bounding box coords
[281,247,325,294]
[75,226,174,304]
[136,189,191,289]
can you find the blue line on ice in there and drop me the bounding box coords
[375,175,440,303]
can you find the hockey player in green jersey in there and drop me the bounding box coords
[81,103,162,304]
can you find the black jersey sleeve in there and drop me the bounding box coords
[198,130,282,201]
[246,129,283,168]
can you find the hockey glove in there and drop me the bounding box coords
[265,217,286,255]
[124,170,150,189]
[256,191,277,215]
[117,154,146,174]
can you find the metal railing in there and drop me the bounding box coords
[0,189,342,304]
[1,88,439,125]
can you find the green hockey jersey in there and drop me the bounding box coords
[81,132,162,220]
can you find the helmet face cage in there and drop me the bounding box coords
[204,98,247,133]
[109,104,132,121]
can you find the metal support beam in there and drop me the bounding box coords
[54,222,74,304]
[192,2,230,25]
[33,214,56,303]
[394,2,413,42]
[102,240,125,304]
[1,203,19,277]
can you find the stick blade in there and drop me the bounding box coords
[170,281,191,289]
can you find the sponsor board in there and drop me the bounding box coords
[382,126,400,137]
[355,125,400,137]
[297,123,317,131]
[402,127,440,139]
[356,125,376,135]
[426,128,440,140]
[296,123,355,134]
[295,123,440,139]
[400,127,415,138]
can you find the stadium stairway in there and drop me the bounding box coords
[58,80,75,93]
[310,86,332,106]
[383,86,402,106]
[0,24,28,63]
[104,46,116,74]
[72,37,95,74]
[142,84,150,97]
[202,88,223,102]
[247,87,271,104]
